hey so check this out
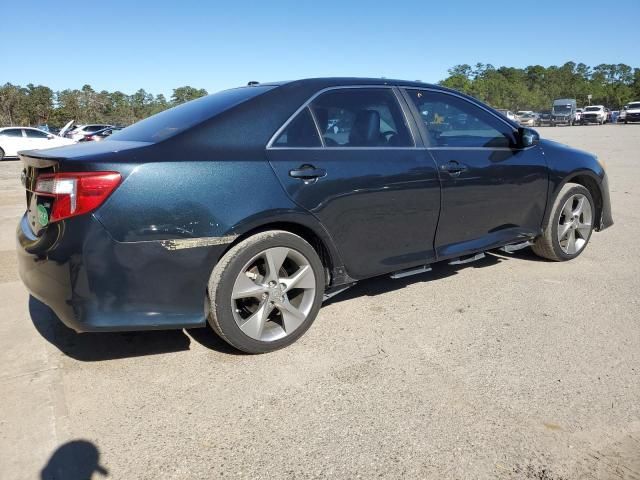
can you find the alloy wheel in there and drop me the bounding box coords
[231,247,316,342]
[557,193,593,255]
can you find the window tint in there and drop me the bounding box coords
[272,108,321,147]
[1,129,23,138]
[110,85,275,143]
[25,129,49,138]
[406,90,516,148]
[310,88,413,147]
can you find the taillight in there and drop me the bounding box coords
[34,172,121,222]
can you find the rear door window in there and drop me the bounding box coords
[1,129,24,137]
[309,88,413,147]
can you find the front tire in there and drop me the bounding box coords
[0,148,4,161]
[207,230,325,353]
[532,183,595,261]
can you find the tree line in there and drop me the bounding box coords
[0,84,207,128]
[2,61,639,128]
[439,62,640,112]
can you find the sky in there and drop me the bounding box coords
[3,0,639,97]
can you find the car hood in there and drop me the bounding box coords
[18,140,151,161]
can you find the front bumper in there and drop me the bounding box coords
[17,214,225,332]
[581,116,603,123]
[552,116,572,124]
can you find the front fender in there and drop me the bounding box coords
[539,140,612,230]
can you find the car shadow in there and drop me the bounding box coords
[29,295,246,360]
[28,248,544,360]
[186,326,245,355]
[29,296,192,362]
[324,248,541,305]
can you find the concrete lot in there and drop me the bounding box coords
[1,125,639,479]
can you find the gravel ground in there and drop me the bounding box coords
[1,124,638,479]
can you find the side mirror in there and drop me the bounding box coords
[518,127,539,148]
[47,134,54,139]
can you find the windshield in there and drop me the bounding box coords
[552,105,571,113]
[110,85,274,143]
[585,106,601,112]
[628,103,640,110]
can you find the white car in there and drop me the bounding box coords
[621,101,640,124]
[0,127,76,160]
[497,109,517,121]
[65,124,113,141]
[581,105,607,125]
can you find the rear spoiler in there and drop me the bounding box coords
[19,152,59,169]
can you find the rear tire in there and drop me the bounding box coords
[532,183,595,261]
[207,230,325,353]
[0,148,4,161]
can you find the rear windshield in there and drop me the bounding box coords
[110,85,274,143]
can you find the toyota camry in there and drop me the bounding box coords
[17,78,613,353]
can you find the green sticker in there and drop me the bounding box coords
[37,205,49,226]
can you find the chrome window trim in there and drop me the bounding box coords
[267,146,422,151]
[266,85,416,150]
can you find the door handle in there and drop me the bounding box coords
[440,161,468,176]
[289,164,327,180]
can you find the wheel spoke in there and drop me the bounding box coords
[232,273,267,300]
[576,222,592,238]
[280,265,315,292]
[557,222,572,242]
[566,229,577,254]
[239,301,270,339]
[572,196,585,217]
[264,247,289,282]
[276,299,306,333]
[562,200,573,220]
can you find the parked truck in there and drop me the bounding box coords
[551,98,577,126]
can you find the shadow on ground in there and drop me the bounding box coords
[29,296,191,361]
[40,440,107,480]
[29,296,243,360]
[324,249,538,305]
[28,249,538,360]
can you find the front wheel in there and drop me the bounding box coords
[207,230,325,353]
[532,183,595,261]
[0,148,4,161]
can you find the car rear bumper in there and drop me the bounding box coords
[17,214,226,332]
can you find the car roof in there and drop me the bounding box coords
[262,77,439,90]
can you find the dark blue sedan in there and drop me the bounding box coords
[17,78,613,353]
